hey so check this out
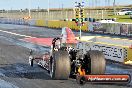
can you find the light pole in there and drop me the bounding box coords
[28,0,31,17]
[113,0,116,15]
[48,0,50,20]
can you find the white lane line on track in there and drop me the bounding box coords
[0,29,36,38]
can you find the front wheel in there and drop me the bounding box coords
[29,55,33,67]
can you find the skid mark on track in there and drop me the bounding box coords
[0,79,19,88]
[0,63,51,80]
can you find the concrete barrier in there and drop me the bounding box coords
[89,22,132,36]
[77,36,132,64]
[28,19,36,26]
[35,19,46,27]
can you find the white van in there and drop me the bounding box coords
[117,11,132,15]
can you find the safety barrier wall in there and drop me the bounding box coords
[28,19,36,26]
[89,22,132,36]
[32,19,88,31]
[0,18,28,25]
[1,18,132,35]
[35,19,46,27]
[77,37,132,64]
[31,19,88,31]
[125,47,132,62]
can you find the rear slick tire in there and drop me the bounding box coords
[87,50,106,74]
[50,50,71,80]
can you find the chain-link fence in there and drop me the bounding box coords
[0,9,112,20]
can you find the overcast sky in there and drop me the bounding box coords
[0,0,132,10]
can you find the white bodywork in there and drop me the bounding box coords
[61,27,67,43]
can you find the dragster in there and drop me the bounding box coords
[28,27,106,83]
[28,27,130,85]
